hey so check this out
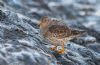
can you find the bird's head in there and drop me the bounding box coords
[38,16,50,29]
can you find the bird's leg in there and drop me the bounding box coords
[49,33,57,51]
[56,40,65,54]
[49,43,57,51]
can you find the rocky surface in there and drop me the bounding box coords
[0,0,100,65]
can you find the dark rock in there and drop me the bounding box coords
[0,10,6,21]
[87,43,100,53]
[0,0,100,65]
[72,35,96,46]
[0,9,58,65]
[0,1,4,7]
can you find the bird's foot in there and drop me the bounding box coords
[56,49,64,54]
[48,47,56,51]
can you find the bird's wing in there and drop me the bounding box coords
[48,25,71,39]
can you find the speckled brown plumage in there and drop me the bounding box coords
[48,25,71,39]
[38,16,85,54]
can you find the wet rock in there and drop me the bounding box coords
[0,0,100,65]
[72,35,96,46]
[0,9,58,65]
[0,1,4,7]
[0,10,6,21]
[87,43,100,53]
[64,42,100,65]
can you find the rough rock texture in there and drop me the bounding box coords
[0,0,100,65]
